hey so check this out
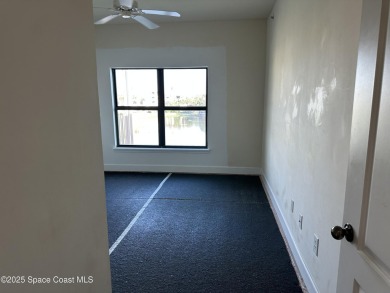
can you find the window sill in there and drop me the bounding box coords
[113,147,211,154]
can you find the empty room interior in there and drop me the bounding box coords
[1,0,390,292]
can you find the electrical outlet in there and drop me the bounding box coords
[291,200,294,213]
[298,214,303,229]
[313,235,319,256]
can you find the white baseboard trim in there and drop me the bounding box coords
[104,164,261,175]
[260,174,318,293]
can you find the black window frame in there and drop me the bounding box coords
[112,67,208,149]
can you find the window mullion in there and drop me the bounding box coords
[157,69,166,147]
[112,69,121,147]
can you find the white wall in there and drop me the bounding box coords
[262,1,362,292]
[95,20,266,174]
[0,1,112,292]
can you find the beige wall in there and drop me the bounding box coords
[262,0,362,292]
[95,20,266,174]
[0,1,111,292]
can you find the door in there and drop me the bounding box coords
[335,0,390,292]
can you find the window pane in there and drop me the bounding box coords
[165,111,206,146]
[164,69,207,106]
[118,110,158,145]
[115,69,158,106]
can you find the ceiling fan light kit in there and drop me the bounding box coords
[94,0,181,29]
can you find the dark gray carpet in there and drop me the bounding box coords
[105,172,302,293]
[105,172,168,246]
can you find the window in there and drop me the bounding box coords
[112,68,207,148]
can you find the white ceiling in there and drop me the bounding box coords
[93,0,276,25]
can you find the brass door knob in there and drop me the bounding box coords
[331,223,354,242]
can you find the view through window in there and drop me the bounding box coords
[112,68,207,148]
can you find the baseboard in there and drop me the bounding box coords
[104,164,261,175]
[260,175,318,293]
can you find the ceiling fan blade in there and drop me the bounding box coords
[133,15,159,29]
[142,10,180,17]
[95,14,119,25]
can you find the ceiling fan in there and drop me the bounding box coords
[94,0,181,29]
